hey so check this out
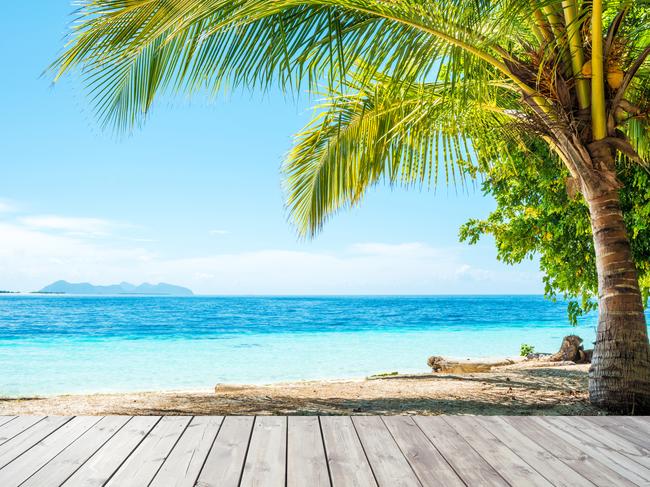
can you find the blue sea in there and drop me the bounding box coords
[0,295,605,397]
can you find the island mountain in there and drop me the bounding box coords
[38,280,194,296]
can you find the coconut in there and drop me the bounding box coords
[607,67,624,89]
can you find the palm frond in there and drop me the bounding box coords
[284,74,521,236]
[54,0,539,129]
[53,0,650,234]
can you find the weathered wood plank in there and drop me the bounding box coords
[414,416,507,487]
[240,416,287,487]
[352,416,420,487]
[105,416,191,486]
[507,416,637,487]
[150,416,223,487]
[584,416,650,450]
[538,417,650,483]
[590,415,650,434]
[628,416,650,434]
[196,416,254,487]
[287,416,330,487]
[63,416,160,487]
[475,416,593,487]
[21,416,131,487]
[563,416,650,468]
[0,416,71,469]
[382,416,463,487]
[0,416,44,446]
[444,416,552,487]
[0,416,99,487]
[0,415,646,487]
[321,416,377,487]
[0,417,15,428]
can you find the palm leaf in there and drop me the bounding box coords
[284,73,521,236]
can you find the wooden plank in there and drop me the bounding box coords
[0,417,15,428]
[475,417,593,487]
[240,416,287,487]
[591,416,650,434]
[414,416,507,487]
[444,416,552,487]
[0,416,44,446]
[606,416,650,443]
[63,416,160,487]
[507,416,637,487]
[0,416,71,469]
[150,416,223,487]
[21,416,131,487]
[584,416,650,450]
[351,416,420,487]
[105,416,191,486]
[537,417,650,482]
[196,416,254,487]
[563,416,650,468]
[320,416,377,487]
[287,416,330,487]
[628,416,650,434]
[0,416,99,487]
[383,416,465,487]
[0,415,642,487]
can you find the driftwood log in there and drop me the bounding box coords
[427,335,593,374]
[548,335,593,363]
[427,356,515,373]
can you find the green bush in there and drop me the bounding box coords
[520,344,535,357]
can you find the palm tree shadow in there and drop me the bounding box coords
[377,367,588,393]
[117,395,597,416]
[104,385,596,416]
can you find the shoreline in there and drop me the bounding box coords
[0,376,370,400]
[0,362,601,416]
[0,357,527,399]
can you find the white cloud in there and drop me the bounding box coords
[0,202,542,294]
[348,242,443,258]
[0,221,155,290]
[0,202,138,240]
[19,215,115,236]
[0,215,543,294]
[455,263,492,281]
[0,201,16,213]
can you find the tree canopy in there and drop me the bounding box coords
[53,1,650,236]
[460,143,650,323]
[53,0,650,313]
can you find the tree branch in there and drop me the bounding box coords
[604,8,628,62]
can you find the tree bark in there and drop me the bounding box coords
[586,186,650,413]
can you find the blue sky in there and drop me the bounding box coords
[0,3,542,294]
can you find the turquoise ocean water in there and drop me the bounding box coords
[0,295,622,396]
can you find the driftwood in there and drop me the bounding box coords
[426,334,593,374]
[427,356,515,373]
[548,335,593,363]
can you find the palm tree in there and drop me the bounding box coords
[54,0,650,412]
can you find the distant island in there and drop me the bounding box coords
[37,280,194,296]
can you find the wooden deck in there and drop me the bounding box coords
[0,415,648,486]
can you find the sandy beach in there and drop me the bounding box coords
[0,362,600,416]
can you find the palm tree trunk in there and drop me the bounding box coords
[586,187,650,413]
